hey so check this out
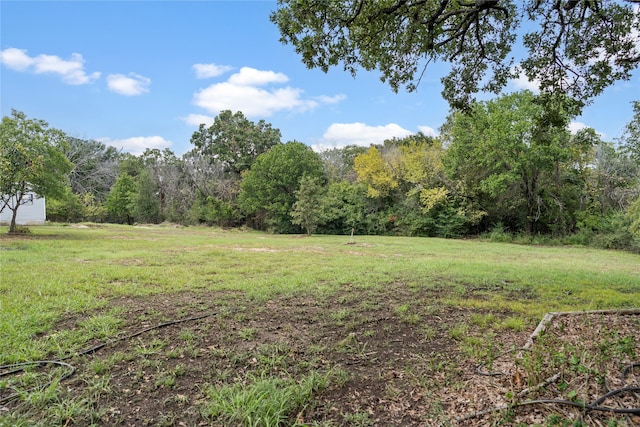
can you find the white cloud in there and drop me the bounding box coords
[0,47,100,84]
[568,121,606,139]
[511,70,540,93]
[183,114,216,127]
[194,82,316,117]
[568,121,589,134]
[190,66,343,118]
[312,122,414,151]
[314,94,347,104]
[193,63,233,79]
[99,136,171,156]
[228,67,289,86]
[0,47,34,70]
[107,73,151,96]
[417,125,439,137]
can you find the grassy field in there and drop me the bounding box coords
[1,224,639,426]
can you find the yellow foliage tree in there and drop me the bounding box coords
[419,187,449,212]
[354,137,448,212]
[353,146,399,198]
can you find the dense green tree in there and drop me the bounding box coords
[350,134,475,236]
[132,169,161,224]
[46,186,85,223]
[239,141,325,233]
[78,193,107,222]
[590,140,638,210]
[0,110,72,232]
[140,149,166,214]
[442,91,592,234]
[101,153,155,224]
[316,181,370,235]
[189,195,243,227]
[105,173,136,225]
[291,176,325,235]
[189,111,282,226]
[46,137,118,224]
[272,1,639,111]
[191,110,282,176]
[572,137,639,249]
[180,150,244,226]
[619,102,640,250]
[118,153,145,178]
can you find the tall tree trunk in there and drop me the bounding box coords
[523,171,539,235]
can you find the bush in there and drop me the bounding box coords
[574,211,636,251]
[190,196,243,227]
[46,187,85,222]
[484,223,512,243]
[626,197,640,251]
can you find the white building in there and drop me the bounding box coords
[0,193,46,225]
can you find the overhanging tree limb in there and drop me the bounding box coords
[272,0,640,111]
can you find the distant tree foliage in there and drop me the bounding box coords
[2,105,638,252]
[105,173,137,225]
[132,169,161,224]
[63,137,119,201]
[318,145,367,182]
[316,181,369,235]
[271,0,640,110]
[46,187,106,223]
[590,140,640,212]
[0,110,72,232]
[239,141,325,233]
[442,90,597,234]
[626,196,640,246]
[191,110,282,177]
[291,175,325,235]
[353,135,446,204]
[354,146,400,200]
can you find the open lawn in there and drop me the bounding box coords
[1,224,639,426]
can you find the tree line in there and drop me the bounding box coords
[1,92,639,251]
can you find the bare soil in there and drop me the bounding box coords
[3,283,638,426]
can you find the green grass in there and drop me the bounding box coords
[1,224,639,425]
[204,369,339,426]
[1,224,638,361]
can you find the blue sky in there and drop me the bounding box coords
[1,1,639,156]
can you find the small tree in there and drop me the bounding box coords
[0,110,72,233]
[316,181,369,235]
[132,169,161,224]
[105,173,136,224]
[291,176,324,235]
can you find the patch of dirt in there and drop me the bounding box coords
[3,284,638,426]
